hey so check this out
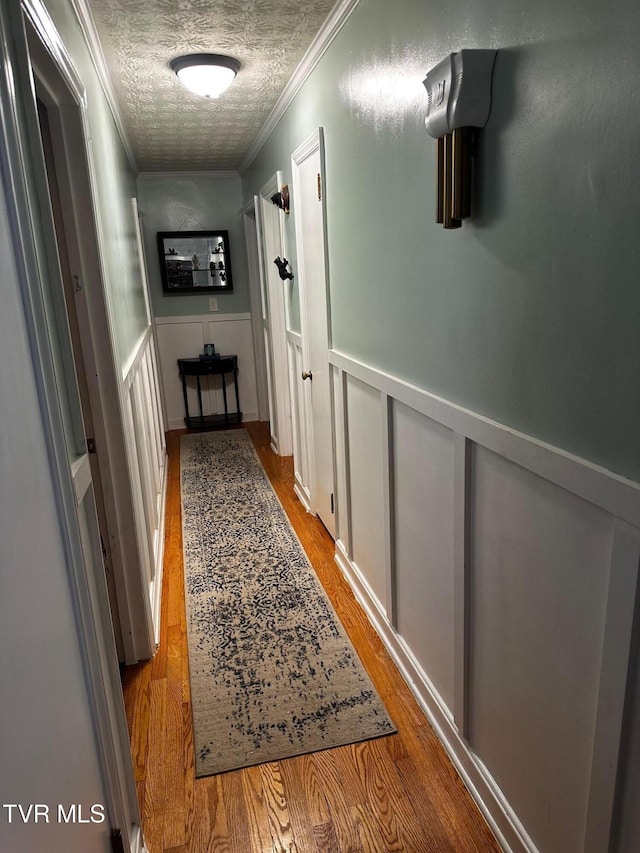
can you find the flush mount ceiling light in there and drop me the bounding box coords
[170,54,241,98]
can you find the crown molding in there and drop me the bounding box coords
[68,0,138,174]
[137,171,240,180]
[238,0,361,175]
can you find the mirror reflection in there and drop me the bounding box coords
[157,230,233,294]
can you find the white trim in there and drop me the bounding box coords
[381,393,396,627]
[154,312,251,324]
[332,349,640,853]
[151,451,167,647]
[335,367,352,552]
[166,411,259,432]
[23,0,83,95]
[584,521,640,853]
[291,130,318,516]
[242,198,270,421]
[294,479,312,513]
[122,325,153,388]
[286,329,303,347]
[138,170,239,180]
[239,0,361,174]
[257,171,293,456]
[286,331,312,511]
[329,349,640,525]
[453,433,472,739]
[334,540,538,853]
[66,0,137,173]
[290,127,336,536]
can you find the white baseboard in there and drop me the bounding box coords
[294,473,312,513]
[334,538,539,853]
[167,410,259,431]
[151,458,167,647]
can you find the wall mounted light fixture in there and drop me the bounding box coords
[423,49,496,228]
[170,54,241,98]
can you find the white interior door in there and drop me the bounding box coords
[292,129,335,537]
[257,174,293,456]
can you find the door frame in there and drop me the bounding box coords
[257,171,293,456]
[25,0,156,666]
[242,198,270,422]
[1,0,144,848]
[290,127,336,533]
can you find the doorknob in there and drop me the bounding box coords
[301,371,313,381]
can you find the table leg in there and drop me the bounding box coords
[196,375,204,424]
[180,370,190,423]
[233,365,240,415]
[221,373,228,423]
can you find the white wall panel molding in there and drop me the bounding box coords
[155,313,259,430]
[329,349,640,525]
[155,312,251,324]
[344,373,387,612]
[122,332,167,646]
[330,349,640,853]
[334,537,535,853]
[332,364,352,551]
[585,521,640,853]
[453,433,472,740]
[381,393,397,628]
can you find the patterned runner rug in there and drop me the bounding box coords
[180,429,395,777]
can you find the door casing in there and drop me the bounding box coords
[291,128,336,537]
[256,172,293,456]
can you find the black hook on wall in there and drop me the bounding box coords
[273,256,294,280]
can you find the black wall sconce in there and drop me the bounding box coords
[423,49,496,229]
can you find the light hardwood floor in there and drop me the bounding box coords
[122,423,501,853]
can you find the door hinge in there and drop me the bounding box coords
[86,437,96,454]
[317,173,322,201]
[111,828,125,853]
[330,493,335,514]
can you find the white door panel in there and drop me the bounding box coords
[292,129,335,537]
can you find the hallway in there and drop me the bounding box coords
[122,424,500,853]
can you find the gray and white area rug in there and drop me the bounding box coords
[180,429,395,777]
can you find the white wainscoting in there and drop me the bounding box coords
[121,327,167,645]
[155,313,260,430]
[329,348,640,853]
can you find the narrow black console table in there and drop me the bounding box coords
[177,355,242,430]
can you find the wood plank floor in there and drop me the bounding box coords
[122,423,501,853]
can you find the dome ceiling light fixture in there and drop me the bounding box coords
[170,54,241,99]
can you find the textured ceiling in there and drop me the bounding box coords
[86,0,336,172]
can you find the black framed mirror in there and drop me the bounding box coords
[157,230,233,294]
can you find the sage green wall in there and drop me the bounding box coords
[45,0,149,372]
[136,174,250,317]
[242,0,640,483]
